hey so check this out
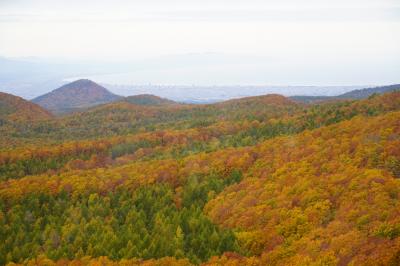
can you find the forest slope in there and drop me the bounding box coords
[0,91,399,266]
[124,94,178,106]
[0,92,399,180]
[1,107,400,265]
[32,79,122,113]
[0,92,52,122]
[338,83,400,99]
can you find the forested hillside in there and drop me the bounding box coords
[32,79,122,113]
[291,84,400,103]
[0,91,399,266]
[337,84,400,99]
[124,94,178,106]
[0,92,53,122]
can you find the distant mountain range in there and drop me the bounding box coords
[291,84,400,103]
[31,79,182,114]
[32,79,122,113]
[337,84,400,99]
[13,79,399,114]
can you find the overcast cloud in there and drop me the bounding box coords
[0,0,399,85]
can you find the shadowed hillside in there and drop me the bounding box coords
[291,84,400,103]
[337,83,400,99]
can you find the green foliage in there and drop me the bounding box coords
[0,154,90,181]
[110,140,155,159]
[0,173,241,264]
[375,223,400,240]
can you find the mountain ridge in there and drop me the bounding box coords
[123,94,178,106]
[32,79,122,113]
[337,83,400,99]
[291,84,400,103]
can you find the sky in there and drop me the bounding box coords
[0,0,399,86]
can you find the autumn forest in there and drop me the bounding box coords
[0,86,400,266]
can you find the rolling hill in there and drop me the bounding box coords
[0,91,53,122]
[124,94,178,106]
[218,94,297,107]
[32,79,122,113]
[337,83,400,99]
[291,84,400,103]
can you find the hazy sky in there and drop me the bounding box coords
[0,0,399,85]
